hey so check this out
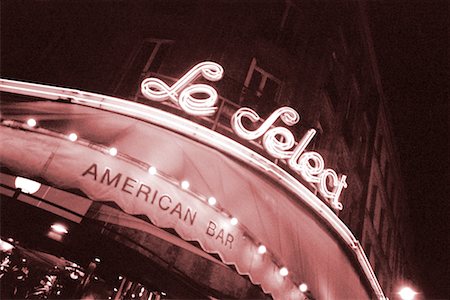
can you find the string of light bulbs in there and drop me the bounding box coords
[1,118,311,298]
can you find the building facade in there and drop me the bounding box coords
[1,0,415,299]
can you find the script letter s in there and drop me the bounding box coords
[231,107,300,159]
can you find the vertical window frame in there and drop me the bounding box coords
[241,58,283,108]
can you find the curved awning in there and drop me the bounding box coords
[0,79,384,299]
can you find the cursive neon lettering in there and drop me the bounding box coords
[231,107,300,140]
[141,61,223,116]
[140,62,348,210]
[232,107,347,210]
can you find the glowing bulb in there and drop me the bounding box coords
[15,177,41,194]
[68,133,78,141]
[27,118,37,127]
[230,217,238,225]
[208,197,217,205]
[94,257,101,263]
[279,267,288,277]
[299,283,308,292]
[148,166,157,175]
[118,275,123,280]
[109,147,118,156]
[70,272,79,280]
[51,223,68,234]
[257,244,267,254]
[399,287,417,300]
[181,180,190,190]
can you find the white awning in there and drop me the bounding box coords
[0,90,377,299]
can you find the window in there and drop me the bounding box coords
[278,2,301,50]
[378,272,384,290]
[378,208,385,235]
[384,160,390,186]
[390,233,396,269]
[358,117,370,168]
[373,198,382,232]
[343,77,359,147]
[338,26,349,56]
[364,234,372,261]
[115,38,173,98]
[368,185,378,220]
[386,227,392,257]
[376,134,383,158]
[343,97,355,146]
[310,121,323,150]
[393,189,400,217]
[240,58,282,116]
[370,256,376,274]
[324,56,340,109]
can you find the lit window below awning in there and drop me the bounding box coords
[0,172,92,223]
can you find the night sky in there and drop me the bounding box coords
[369,1,448,298]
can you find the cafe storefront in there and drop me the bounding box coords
[0,63,385,299]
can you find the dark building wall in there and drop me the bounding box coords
[1,0,413,298]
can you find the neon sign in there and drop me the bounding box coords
[141,61,223,116]
[231,107,347,210]
[0,79,385,298]
[141,62,347,210]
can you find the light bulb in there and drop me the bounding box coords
[148,166,157,175]
[258,245,267,254]
[299,283,308,292]
[208,197,217,205]
[68,133,78,141]
[279,267,288,277]
[181,180,190,190]
[27,118,37,127]
[109,147,118,156]
[399,287,417,300]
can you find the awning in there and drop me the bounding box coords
[0,90,375,299]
